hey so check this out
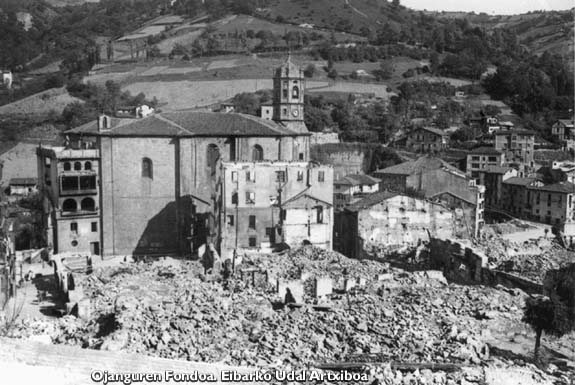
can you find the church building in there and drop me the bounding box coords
[38,56,333,257]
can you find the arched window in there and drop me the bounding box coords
[142,158,153,179]
[62,199,77,212]
[252,145,263,161]
[81,197,95,211]
[206,144,220,176]
[84,161,92,171]
[74,161,82,171]
[292,86,299,99]
[63,162,71,171]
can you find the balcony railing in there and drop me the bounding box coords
[60,188,98,196]
[60,208,99,217]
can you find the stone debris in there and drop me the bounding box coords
[4,246,574,384]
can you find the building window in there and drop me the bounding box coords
[280,209,287,221]
[62,176,79,191]
[231,171,237,182]
[283,108,287,116]
[62,199,77,212]
[80,175,96,190]
[81,197,96,211]
[316,206,324,224]
[246,192,255,204]
[488,157,497,162]
[318,171,325,182]
[249,215,256,229]
[276,170,286,182]
[248,236,257,247]
[227,215,234,226]
[548,194,551,206]
[231,192,238,205]
[142,158,153,179]
[85,161,92,171]
[299,153,304,160]
[252,145,263,161]
[74,161,82,171]
[63,162,71,171]
[292,86,299,99]
[70,222,78,233]
[71,240,78,247]
[246,171,255,182]
[91,222,98,232]
[297,171,304,181]
[282,88,288,98]
[471,163,480,169]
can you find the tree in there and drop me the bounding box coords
[392,0,400,7]
[327,68,338,79]
[373,61,394,81]
[303,64,316,78]
[305,106,334,132]
[232,92,260,116]
[523,264,575,359]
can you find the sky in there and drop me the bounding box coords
[400,0,574,15]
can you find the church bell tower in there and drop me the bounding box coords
[273,54,307,133]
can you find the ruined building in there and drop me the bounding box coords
[37,56,333,257]
[373,156,485,237]
[334,191,457,258]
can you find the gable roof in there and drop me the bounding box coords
[503,177,537,186]
[494,129,535,136]
[557,119,574,128]
[469,146,502,155]
[281,191,332,208]
[412,126,449,137]
[529,181,575,194]
[481,166,515,174]
[345,191,399,211]
[374,156,461,176]
[334,174,380,186]
[66,112,308,138]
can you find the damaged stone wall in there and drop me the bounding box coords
[335,196,456,259]
[427,238,543,294]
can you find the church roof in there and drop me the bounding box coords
[66,111,310,137]
[275,54,302,78]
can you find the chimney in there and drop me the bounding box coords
[97,115,111,131]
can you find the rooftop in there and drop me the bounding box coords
[529,181,575,194]
[469,147,502,155]
[334,174,380,186]
[373,156,462,176]
[413,126,449,137]
[481,166,516,174]
[557,119,574,128]
[9,177,37,186]
[345,191,399,211]
[503,177,537,186]
[494,129,535,136]
[66,112,308,138]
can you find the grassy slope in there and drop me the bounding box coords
[435,10,574,60]
[264,0,416,33]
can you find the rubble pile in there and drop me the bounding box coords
[477,235,575,283]
[6,247,574,384]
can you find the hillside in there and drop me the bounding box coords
[261,0,418,33]
[433,9,574,60]
[0,88,81,116]
[262,1,573,60]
